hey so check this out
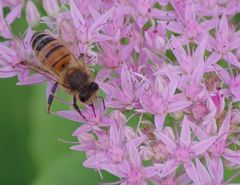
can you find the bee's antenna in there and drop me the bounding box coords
[90,103,96,117]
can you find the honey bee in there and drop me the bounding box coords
[20,31,100,118]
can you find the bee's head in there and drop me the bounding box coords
[79,82,99,104]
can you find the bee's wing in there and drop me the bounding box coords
[57,17,82,58]
[19,60,68,88]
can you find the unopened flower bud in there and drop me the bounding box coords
[26,1,40,28]
[172,111,184,121]
[43,0,60,17]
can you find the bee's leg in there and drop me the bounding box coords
[73,95,86,119]
[90,103,96,117]
[47,82,58,113]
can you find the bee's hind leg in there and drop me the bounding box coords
[47,82,58,113]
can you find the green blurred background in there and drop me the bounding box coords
[0,78,117,185]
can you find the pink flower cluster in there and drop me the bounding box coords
[1,0,240,184]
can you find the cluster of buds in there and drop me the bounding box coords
[1,0,240,184]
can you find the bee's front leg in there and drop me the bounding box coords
[73,95,86,119]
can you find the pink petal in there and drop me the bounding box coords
[192,60,204,85]
[205,52,221,66]
[0,44,17,62]
[225,52,240,67]
[205,154,216,181]
[17,73,46,85]
[230,36,240,50]
[73,124,92,136]
[94,33,113,42]
[200,19,218,32]
[88,6,101,20]
[166,22,184,34]
[102,160,130,178]
[157,132,176,154]
[167,73,179,98]
[84,152,110,169]
[126,141,141,169]
[159,159,177,178]
[71,143,96,152]
[109,122,121,146]
[180,115,191,146]
[216,65,231,85]
[218,14,229,38]
[57,110,83,123]
[168,100,192,112]
[192,136,217,156]
[171,36,187,66]
[184,162,200,184]
[143,166,158,178]
[97,81,120,99]
[170,0,185,20]
[224,149,240,165]
[184,0,196,21]
[90,8,112,32]
[121,63,133,98]
[218,110,231,141]
[195,36,208,62]
[0,66,17,78]
[213,157,224,182]
[189,122,208,140]
[196,158,212,184]
[70,0,85,27]
[120,43,134,61]
[5,4,22,24]
[154,114,166,132]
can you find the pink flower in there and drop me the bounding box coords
[217,65,240,102]
[168,0,216,43]
[186,156,239,185]
[206,15,240,67]
[170,35,208,75]
[58,103,109,136]
[137,71,191,131]
[156,115,217,178]
[102,140,158,185]
[0,1,22,38]
[98,63,138,109]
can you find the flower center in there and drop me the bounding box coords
[186,20,201,39]
[209,140,225,157]
[108,146,124,163]
[152,143,168,161]
[127,168,143,184]
[216,39,229,55]
[175,147,193,163]
[192,102,209,121]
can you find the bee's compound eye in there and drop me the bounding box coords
[79,93,87,102]
[90,82,99,91]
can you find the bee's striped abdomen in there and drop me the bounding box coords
[31,32,72,74]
